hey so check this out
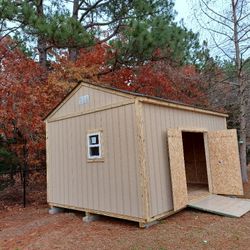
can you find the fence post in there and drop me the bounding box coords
[22,139,28,208]
[23,166,26,208]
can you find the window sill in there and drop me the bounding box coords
[87,158,104,163]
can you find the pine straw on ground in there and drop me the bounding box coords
[0,170,250,250]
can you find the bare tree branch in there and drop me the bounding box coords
[79,0,107,22]
[200,0,233,24]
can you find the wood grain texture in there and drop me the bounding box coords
[135,100,150,220]
[208,129,243,195]
[204,133,213,193]
[45,121,50,202]
[167,129,188,211]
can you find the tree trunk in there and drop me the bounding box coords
[239,76,248,182]
[38,37,47,68]
[36,0,47,68]
[69,0,79,61]
[232,0,248,182]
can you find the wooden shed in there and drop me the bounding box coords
[45,81,244,227]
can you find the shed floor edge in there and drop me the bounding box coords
[48,202,146,223]
[48,202,177,224]
[147,209,180,222]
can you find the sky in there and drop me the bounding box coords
[174,0,204,41]
[173,0,228,59]
[174,0,191,23]
[173,0,250,61]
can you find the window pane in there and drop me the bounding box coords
[90,146,100,156]
[89,135,99,145]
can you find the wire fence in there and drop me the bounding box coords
[0,148,249,209]
[0,167,47,209]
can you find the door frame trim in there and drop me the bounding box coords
[203,132,213,193]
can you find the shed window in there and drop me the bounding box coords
[87,132,102,159]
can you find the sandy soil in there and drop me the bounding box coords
[1,204,250,250]
[0,173,250,250]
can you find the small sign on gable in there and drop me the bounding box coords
[79,95,90,105]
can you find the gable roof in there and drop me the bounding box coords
[44,80,228,121]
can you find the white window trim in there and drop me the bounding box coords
[87,132,102,160]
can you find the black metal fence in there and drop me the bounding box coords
[0,167,46,208]
[247,146,250,163]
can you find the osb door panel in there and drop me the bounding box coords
[167,129,188,211]
[208,129,243,195]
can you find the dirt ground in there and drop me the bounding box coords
[0,173,250,250]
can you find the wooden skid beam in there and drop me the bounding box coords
[48,202,179,227]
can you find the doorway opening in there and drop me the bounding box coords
[182,132,210,202]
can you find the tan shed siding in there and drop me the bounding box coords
[51,85,130,119]
[142,103,227,217]
[47,104,142,218]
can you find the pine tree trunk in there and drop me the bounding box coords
[38,37,47,68]
[69,48,78,62]
[37,0,47,68]
[69,0,79,61]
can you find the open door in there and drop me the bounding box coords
[167,129,188,211]
[207,129,243,195]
